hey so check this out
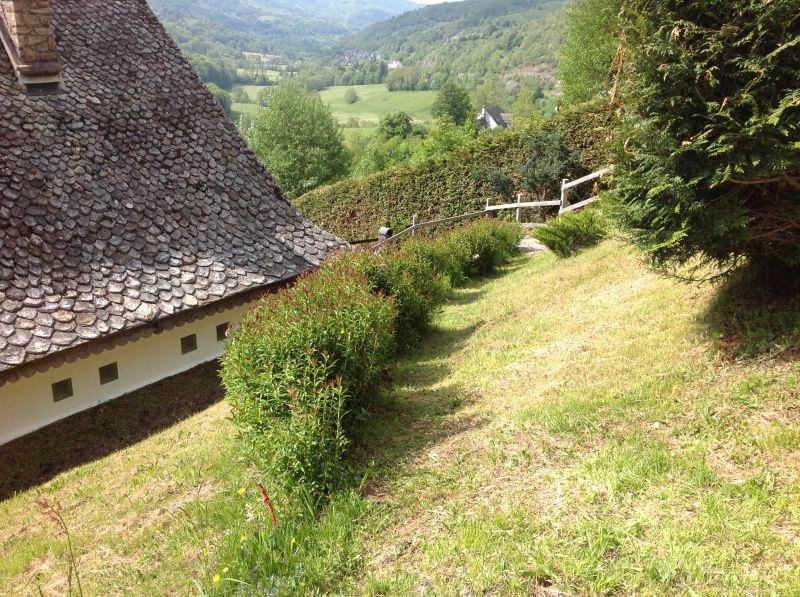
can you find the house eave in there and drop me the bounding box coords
[0,274,301,388]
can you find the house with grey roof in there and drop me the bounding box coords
[477,105,513,130]
[0,0,342,445]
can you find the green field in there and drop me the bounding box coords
[230,84,436,135]
[319,84,437,127]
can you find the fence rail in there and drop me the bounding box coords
[363,166,612,250]
[374,211,486,250]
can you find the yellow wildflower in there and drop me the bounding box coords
[223,567,229,574]
[237,487,246,495]
[240,534,247,542]
[212,574,220,584]
[291,537,296,545]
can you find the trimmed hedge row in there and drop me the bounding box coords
[221,219,522,506]
[294,100,614,241]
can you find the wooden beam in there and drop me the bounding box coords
[561,167,613,191]
[374,210,485,250]
[559,195,600,213]
[485,200,560,211]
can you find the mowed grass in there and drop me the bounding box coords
[319,84,436,127]
[229,84,434,132]
[350,241,800,594]
[0,363,255,596]
[4,241,800,594]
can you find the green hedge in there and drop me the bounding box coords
[221,220,522,506]
[294,100,614,241]
[222,264,396,504]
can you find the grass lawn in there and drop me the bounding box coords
[4,240,800,594]
[227,84,435,136]
[319,84,436,127]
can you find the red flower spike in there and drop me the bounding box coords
[258,483,278,526]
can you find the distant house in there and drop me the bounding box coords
[477,105,513,130]
[387,60,403,70]
[0,0,343,445]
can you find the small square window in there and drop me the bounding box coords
[52,379,74,402]
[99,362,119,385]
[181,334,198,355]
[216,322,230,342]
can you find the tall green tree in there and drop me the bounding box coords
[615,0,800,273]
[245,83,349,198]
[511,87,539,125]
[432,81,473,126]
[344,88,360,104]
[558,0,622,105]
[378,111,414,139]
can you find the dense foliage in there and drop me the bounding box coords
[222,220,522,507]
[518,128,580,199]
[614,0,800,271]
[378,111,414,139]
[296,101,614,240]
[223,265,395,504]
[432,82,474,126]
[340,0,564,92]
[244,83,349,198]
[558,0,622,104]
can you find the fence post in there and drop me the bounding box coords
[411,214,418,237]
[560,178,570,213]
[515,192,522,223]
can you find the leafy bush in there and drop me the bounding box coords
[222,219,522,505]
[295,102,613,241]
[614,0,800,272]
[244,82,349,198]
[401,219,523,284]
[535,208,609,257]
[221,264,396,504]
[344,88,359,104]
[341,250,449,349]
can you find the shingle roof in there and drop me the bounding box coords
[0,0,344,383]
[483,105,511,128]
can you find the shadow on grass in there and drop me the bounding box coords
[446,288,486,307]
[353,316,488,479]
[0,360,225,501]
[701,264,800,360]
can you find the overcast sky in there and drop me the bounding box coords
[412,0,463,4]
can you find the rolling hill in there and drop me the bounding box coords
[339,0,565,85]
[146,0,419,58]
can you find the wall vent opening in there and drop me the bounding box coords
[99,362,119,385]
[52,379,74,402]
[216,323,230,342]
[181,334,198,355]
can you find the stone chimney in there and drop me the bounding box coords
[0,0,62,87]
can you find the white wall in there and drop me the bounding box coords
[0,302,252,446]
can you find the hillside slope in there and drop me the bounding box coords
[5,242,800,593]
[340,0,565,84]
[146,0,417,58]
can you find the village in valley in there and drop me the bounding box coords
[1,0,799,594]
